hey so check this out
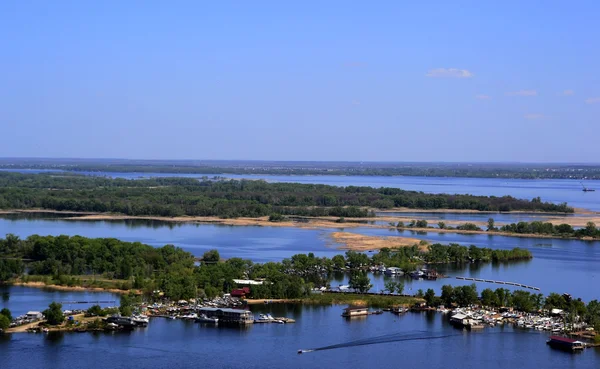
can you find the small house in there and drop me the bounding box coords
[26,311,43,320]
[230,287,251,298]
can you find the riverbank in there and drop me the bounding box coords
[245,294,420,307]
[2,209,599,241]
[330,232,426,251]
[5,313,100,333]
[9,281,137,295]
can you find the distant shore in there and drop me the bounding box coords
[10,281,135,295]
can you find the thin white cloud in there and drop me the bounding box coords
[351,99,361,106]
[426,68,473,78]
[524,113,545,120]
[585,97,600,104]
[507,90,538,96]
[562,89,575,96]
[475,94,491,100]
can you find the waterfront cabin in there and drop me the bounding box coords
[341,306,369,317]
[546,336,585,351]
[26,311,43,320]
[449,313,469,327]
[230,287,250,298]
[198,308,254,325]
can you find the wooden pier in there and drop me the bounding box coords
[455,277,540,291]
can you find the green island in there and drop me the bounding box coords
[0,172,572,218]
[1,234,531,300]
[1,234,598,339]
[391,219,600,240]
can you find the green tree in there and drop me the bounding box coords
[415,220,428,228]
[487,218,496,231]
[119,294,134,316]
[348,271,372,293]
[43,302,64,325]
[441,285,454,307]
[202,249,220,263]
[0,314,10,330]
[424,289,436,306]
[396,221,405,228]
[0,308,12,321]
[481,288,500,307]
[332,255,346,269]
[384,280,398,294]
[87,305,103,317]
[437,221,446,229]
[395,281,405,295]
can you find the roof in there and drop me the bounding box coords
[451,313,467,320]
[233,279,264,285]
[344,306,368,311]
[549,336,581,344]
[26,311,42,315]
[198,307,252,314]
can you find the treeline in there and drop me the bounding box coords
[500,221,600,238]
[0,234,195,296]
[0,172,573,218]
[0,234,532,301]
[425,244,532,263]
[4,162,600,180]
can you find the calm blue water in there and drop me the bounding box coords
[0,286,119,317]
[375,211,580,223]
[2,169,599,210]
[0,298,598,369]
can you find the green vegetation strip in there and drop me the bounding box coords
[0,172,572,218]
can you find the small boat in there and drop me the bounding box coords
[132,315,150,326]
[581,182,595,192]
[195,314,218,324]
[180,313,198,320]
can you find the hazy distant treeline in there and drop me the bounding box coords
[0,172,573,218]
[3,162,600,180]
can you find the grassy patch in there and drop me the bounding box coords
[303,293,421,308]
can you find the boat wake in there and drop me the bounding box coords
[297,331,456,354]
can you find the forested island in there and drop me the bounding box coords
[0,172,572,218]
[391,219,600,240]
[0,234,531,300]
[2,159,600,179]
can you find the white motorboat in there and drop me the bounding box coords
[195,314,218,324]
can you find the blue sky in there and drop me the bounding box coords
[1,1,599,162]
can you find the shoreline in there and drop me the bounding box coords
[10,281,136,295]
[1,209,599,241]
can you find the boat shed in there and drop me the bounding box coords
[198,307,254,324]
[341,306,369,317]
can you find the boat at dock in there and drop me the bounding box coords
[195,314,219,324]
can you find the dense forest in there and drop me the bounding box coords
[3,161,600,180]
[0,172,573,218]
[0,234,532,301]
[499,221,600,238]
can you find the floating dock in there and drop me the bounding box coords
[454,277,540,291]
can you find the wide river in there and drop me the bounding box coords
[0,216,598,301]
[1,172,599,368]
